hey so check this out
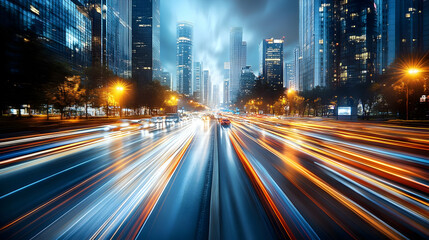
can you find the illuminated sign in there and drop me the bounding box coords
[338,107,351,116]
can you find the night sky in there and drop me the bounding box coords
[160,0,299,89]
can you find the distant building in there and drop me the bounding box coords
[285,62,295,90]
[260,38,284,91]
[293,47,301,91]
[160,71,171,89]
[132,0,160,84]
[193,62,203,101]
[176,22,193,95]
[212,84,219,108]
[223,62,230,105]
[240,66,256,96]
[230,27,247,102]
[223,80,230,105]
[0,0,92,72]
[203,70,210,105]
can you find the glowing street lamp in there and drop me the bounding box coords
[114,82,126,118]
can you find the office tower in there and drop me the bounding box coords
[424,0,429,52]
[285,62,295,90]
[176,22,193,95]
[240,66,256,96]
[89,0,132,78]
[212,84,219,108]
[132,0,160,84]
[299,0,315,91]
[299,0,339,90]
[377,0,428,72]
[293,47,301,91]
[193,62,202,101]
[223,62,230,104]
[260,38,284,91]
[230,27,247,102]
[0,0,92,72]
[203,70,210,105]
[160,71,171,90]
[339,0,377,86]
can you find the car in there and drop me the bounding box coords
[220,118,231,127]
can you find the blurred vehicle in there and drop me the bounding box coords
[166,113,181,123]
[139,118,156,129]
[202,115,210,120]
[151,116,165,123]
[220,118,231,127]
[103,119,140,131]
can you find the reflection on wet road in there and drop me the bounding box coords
[0,117,428,239]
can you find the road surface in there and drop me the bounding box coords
[0,117,428,239]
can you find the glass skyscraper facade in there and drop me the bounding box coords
[1,0,92,72]
[132,0,160,85]
[260,38,284,91]
[300,0,429,90]
[176,22,193,96]
[378,0,428,72]
[223,62,230,104]
[193,62,202,101]
[339,0,377,86]
[240,66,256,96]
[229,27,247,102]
[88,0,132,79]
[299,0,315,91]
[203,70,210,105]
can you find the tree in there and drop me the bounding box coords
[46,76,85,119]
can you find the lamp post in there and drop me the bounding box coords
[405,68,420,120]
[115,85,124,118]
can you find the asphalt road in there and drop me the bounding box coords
[0,117,428,239]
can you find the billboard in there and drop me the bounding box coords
[338,107,351,116]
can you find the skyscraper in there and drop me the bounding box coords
[424,0,429,52]
[223,62,230,105]
[377,0,428,72]
[299,0,316,91]
[240,66,256,96]
[339,0,377,86]
[212,84,219,108]
[132,0,160,84]
[89,0,132,78]
[0,0,92,73]
[230,27,246,102]
[176,22,193,96]
[260,38,284,91]
[294,47,301,91]
[300,0,379,89]
[285,62,295,90]
[193,62,202,101]
[203,70,210,105]
[299,0,340,90]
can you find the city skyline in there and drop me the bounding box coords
[1,1,428,239]
[160,0,299,90]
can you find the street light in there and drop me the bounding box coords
[405,68,421,120]
[114,83,126,118]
